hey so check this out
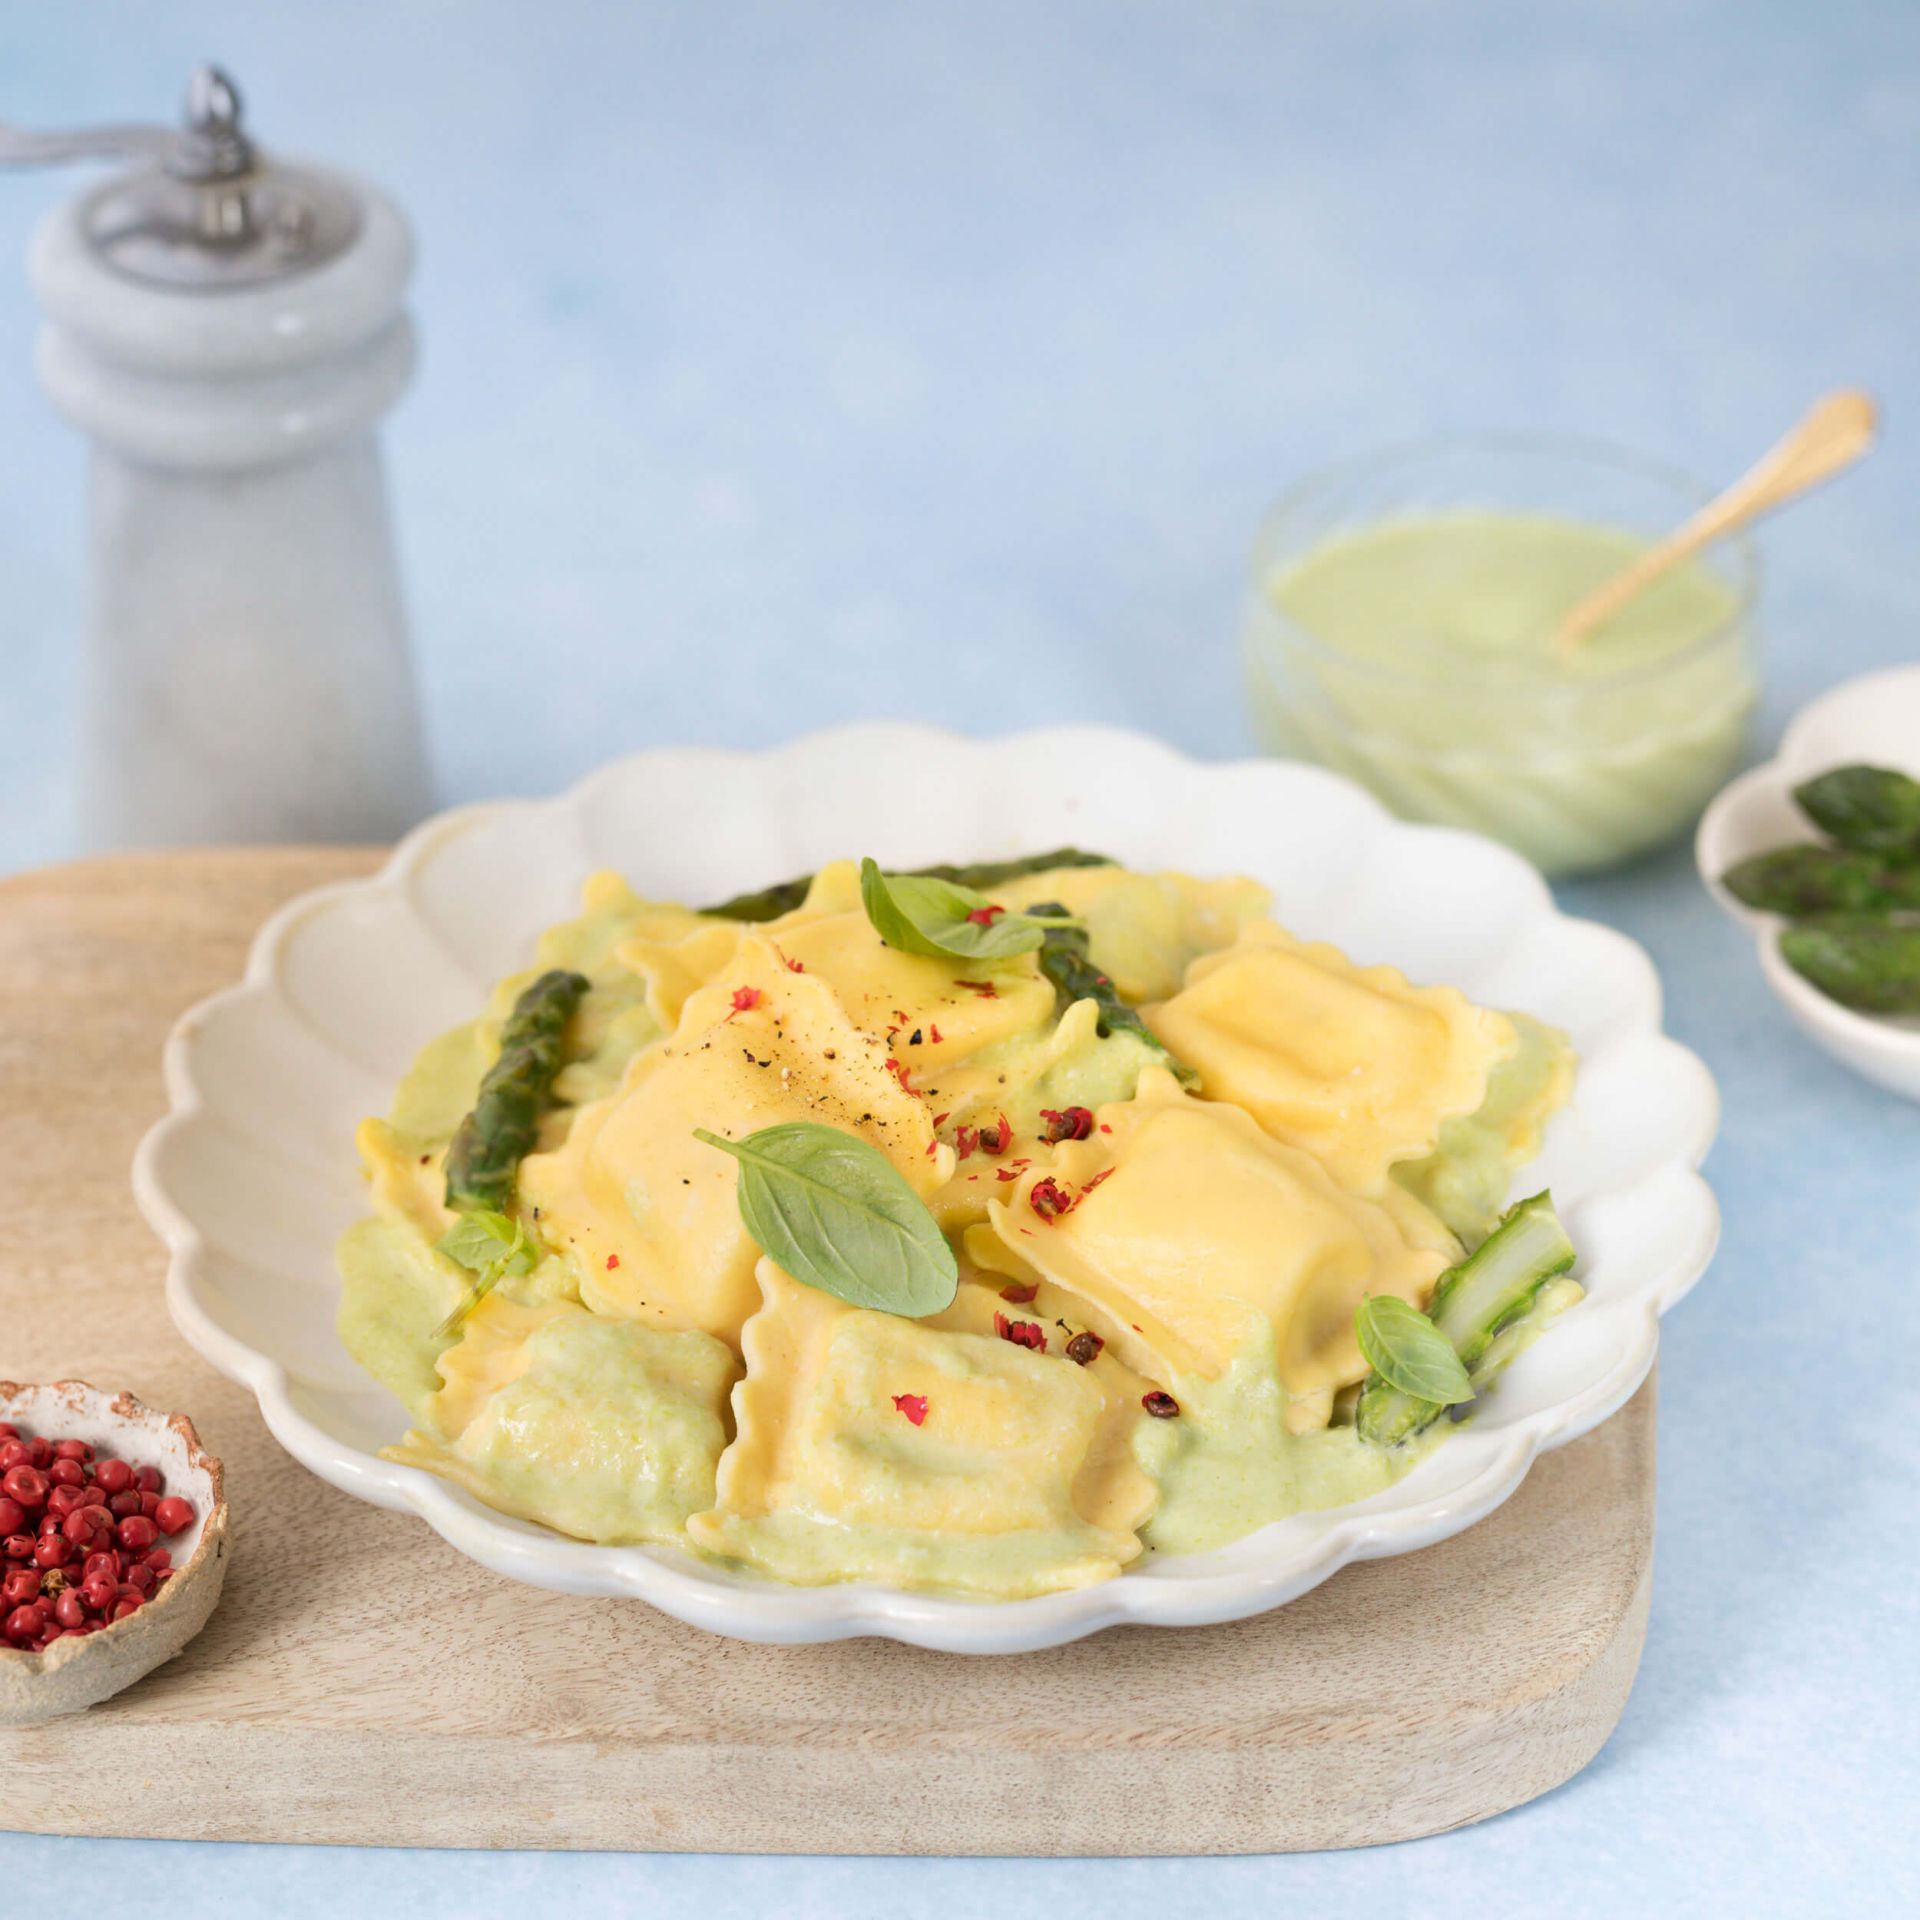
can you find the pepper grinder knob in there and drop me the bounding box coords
[10,67,431,848]
[177,65,249,175]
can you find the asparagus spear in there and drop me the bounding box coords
[1356,1192,1576,1449]
[1722,844,1920,917]
[443,968,590,1214]
[702,848,1116,922]
[1793,765,1920,858]
[1779,916,1920,1015]
[1031,911,1198,1085]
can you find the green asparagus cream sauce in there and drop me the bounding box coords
[1251,511,1756,873]
[1136,1328,1435,1556]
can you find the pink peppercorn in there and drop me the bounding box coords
[0,1426,194,1651]
[63,1506,108,1546]
[2,1465,48,1509]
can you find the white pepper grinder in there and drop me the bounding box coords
[0,65,431,847]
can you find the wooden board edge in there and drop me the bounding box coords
[4,1561,1649,1855]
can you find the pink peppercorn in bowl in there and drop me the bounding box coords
[0,1380,229,1726]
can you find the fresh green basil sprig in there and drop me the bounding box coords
[434,1208,537,1337]
[695,1121,958,1316]
[1354,1294,1475,1408]
[858,857,1074,964]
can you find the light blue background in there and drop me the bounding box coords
[3,3,1917,1914]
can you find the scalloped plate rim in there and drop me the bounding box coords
[134,721,1720,1651]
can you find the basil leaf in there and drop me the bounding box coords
[437,1209,532,1274]
[434,1209,536,1337]
[1355,1294,1474,1406]
[859,857,1063,963]
[695,1121,958,1316]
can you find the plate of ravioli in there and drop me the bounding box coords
[137,725,1720,1650]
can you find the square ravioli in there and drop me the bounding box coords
[387,1296,739,1545]
[981,1067,1454,1402]
[518,933,942,1344]
[1144,922,1517,1194]
[688,1264,1151,1596]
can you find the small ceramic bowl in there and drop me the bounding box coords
[1696,663,1920,1101]
[0,1381,229,1726]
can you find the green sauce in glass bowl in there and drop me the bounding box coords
[1243,438,1759,876]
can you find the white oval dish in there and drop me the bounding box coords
[0,1381,229,1724]
[134,724,1719,1652]
[1696,664,1920,1102]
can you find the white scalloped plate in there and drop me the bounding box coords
[134,724,1719,1652]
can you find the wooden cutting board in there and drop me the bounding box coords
[0,849,1655,1855]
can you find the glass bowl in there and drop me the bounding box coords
[1242,434,1760,875]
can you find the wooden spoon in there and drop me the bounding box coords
[1556,389,1878,652]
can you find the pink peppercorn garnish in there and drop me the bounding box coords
[3,1465,48,1508]
[0,1423,196,1651]
[116,1515,157,1554]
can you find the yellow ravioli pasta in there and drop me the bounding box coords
[386,1294,738,1545]
[994,864,1272,1001]
[688,1263,1152,1596]
[1144,923,1517,1194]
[981,1067,1454,1400]
[340,853,1580,1600]
[519,934,946,1344]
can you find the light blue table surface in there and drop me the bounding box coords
[3,3,1917,1913]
